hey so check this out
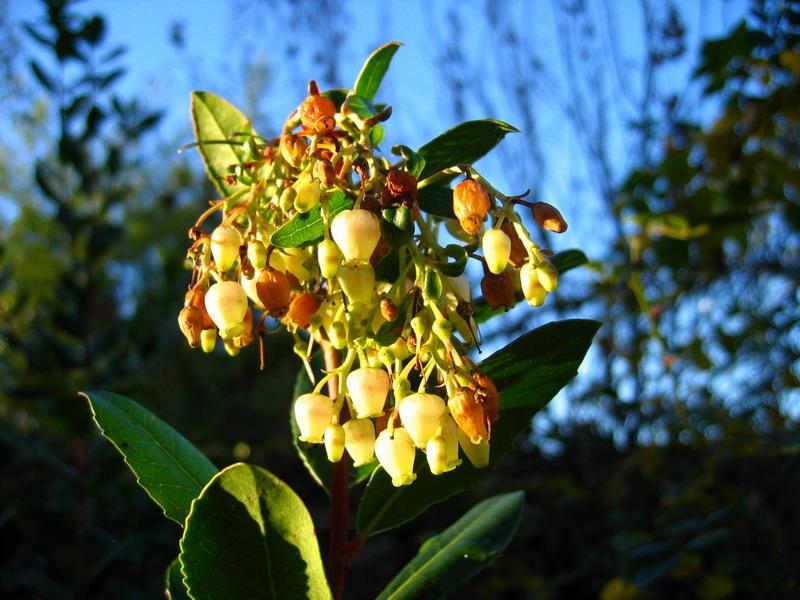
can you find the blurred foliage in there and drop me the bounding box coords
[0,0,798,598]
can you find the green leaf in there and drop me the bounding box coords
[271,190,354,248]
[179,463,332,600]
[376,492,525,600]
[190,91,255,197]
[473,249,589,323]
[354,42,402,102]
[82,391,217,525]
[165,558,190,600]
[291,365,377,493]
[356,319,600,536]
[417,120,519,179]
[417,186,455,219]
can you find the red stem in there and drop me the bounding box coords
[322,342,355,600]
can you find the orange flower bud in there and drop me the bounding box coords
[501,221,527,268]
[280,134,307,167]
[185,286,214,329]
[447,387,489,444]
[285,292,321,330]
[256,268,291,316]
[178,306,203,348]
[532,202,568,233]
[299,94,337,134]
[453,179,491,235]
[472,372,500,423]
[480,269,515,310]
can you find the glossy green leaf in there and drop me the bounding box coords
[417,119,518,179]
[291,365,377,493]
[165,558,189,600]
[473,249,589,323]
[354,42,402,101]
[190,91,254,197]
[179,463,332,600]
[82,390,217,525]
[417,186,455,219]
[271,190,354,248]
[356,319,600,536]
[376,492,525,600]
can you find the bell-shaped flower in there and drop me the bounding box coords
[343,418,376,466]
[346,367,390,418]
[293,393,334,443]
[398,393,447,448]
[205,281,248,335]
[375,427,416,487]
[210,225,242,272]
[331,209,380,262]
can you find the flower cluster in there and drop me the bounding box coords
[178,81,567,486]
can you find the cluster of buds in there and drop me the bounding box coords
[179,80,567,486]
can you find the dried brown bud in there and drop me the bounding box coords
[285,292,321,329]
[472,372,500,423]
[480,269,515,310]
[299,94,337,134]
[353,156,370,183]
[386,170,417,198]
[448,387,489,444]
[532,202,568,233]
[256,268,291,317]
[314,158,336,188]
[185,286,214,329]
[453,179,491,235]
[178,306,204,348]
[380,297,398,322]
[280,135,307,167]
[501,221,527,268]
[406,333,417,353]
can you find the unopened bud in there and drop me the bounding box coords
[210,225,243,272]
[375,427,417,487]
[329,319,348,349]
[393,376,411,401]
[537,261,559,292]
[280,187,297,212]
[453,179,491,235]
[398,393,447,449]
[294,180,322,213]
[280,134,307,167]
[482,228,511,274]
[410,312,430,342]
[317,239,342,278]
[442,416,462,471]
[324,423,346,462]
[224,339,240,356]
[247,240,268,270]
[346,367,390,418]
[331,209,381,263]
[432,318,452,343]
[200,328,217,353]
[532,202,568,233]
[426,435,447,475]
[294,393,334,443]
[520,263,548,307]
[343,418,376,466]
